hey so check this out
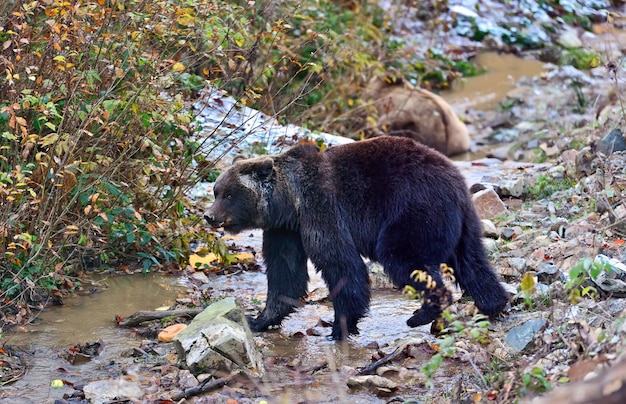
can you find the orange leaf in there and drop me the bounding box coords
[614,239,625,245]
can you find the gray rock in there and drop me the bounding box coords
[597,128,626,155]
[508,257,527,273]
[504,318,547,353]
[483,238,498,253]
[498,177,527,197]
[482,219,499,238]
[537,263,562,284]
[177,369,199,389]
[590,255,626,297]
[557,28,583,49]
[173,297,265,376]
[501,228,517,240]
[83,379,143,404]
[347,375,398,390]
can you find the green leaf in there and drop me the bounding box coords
[233,32,245,47]
[142,258,152,272]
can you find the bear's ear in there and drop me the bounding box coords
[255,157,274,180]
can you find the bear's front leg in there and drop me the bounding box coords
[248,228,309,332]
[306,239,371,340]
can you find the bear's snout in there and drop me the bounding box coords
[204,211,223,227]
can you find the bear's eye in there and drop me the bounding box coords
[226,194,232,200]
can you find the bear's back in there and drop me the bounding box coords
[325,136,466,191]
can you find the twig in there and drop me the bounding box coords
[117,308,203,327]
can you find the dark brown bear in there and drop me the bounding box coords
[205,136,508,340]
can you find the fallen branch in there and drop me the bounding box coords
[117,308,203,327]
[358,347,405,375]
[171,375,233,400]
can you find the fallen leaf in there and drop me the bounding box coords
[189,253,218,268]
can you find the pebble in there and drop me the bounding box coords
[508,257,528,273]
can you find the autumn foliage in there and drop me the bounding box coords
[0,0,467,325]
[0,0,215,323]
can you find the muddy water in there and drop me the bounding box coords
[2,273,185,403]
[444,52,546,111]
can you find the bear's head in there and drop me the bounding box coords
[205,156,274,234]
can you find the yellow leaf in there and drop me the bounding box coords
[234,252,255,262]
[521,272,536,297]
[189,253,218,268]
[39,133,59,147]
[172,62,185,73]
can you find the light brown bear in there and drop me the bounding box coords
[362,76,470,156]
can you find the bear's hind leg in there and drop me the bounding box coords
[405,271,453,327]
[249,228,309,332]
[376,220,457,328]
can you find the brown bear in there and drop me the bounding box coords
[205,136,508,340]
[361,77,471,156]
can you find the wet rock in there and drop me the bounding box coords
[190,271,209,284]
[557,27,583,48]
[83,378,144,404]
[472,188,507,219]
[590,255,626,297]
[339,365,359,377]
[178,369,199,389]
[347,375,398,390]
[504,318,547,353]
[173,297,265,376]
[506,86,535,102]
[597,128,626,155]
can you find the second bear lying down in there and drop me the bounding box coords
[205,136,508,340]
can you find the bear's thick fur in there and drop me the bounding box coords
[205,136,508,340]
[362,77,470,156]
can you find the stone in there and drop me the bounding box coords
[83,378,143,404]
[537,263,562,284]
[504,318,547,353]
[483,238,498,253]
[347,375,398,390]
[498,178,527,197]
[557,28,583,48]
[590,255,626,297]
[501,228,517,240]
[190,271,209,284]
[597,128,626,155]
[177,369,199,389]
[482,219,499,238]
[173,297,265,376]
[472,188,507,220]
[508,257,528,273]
